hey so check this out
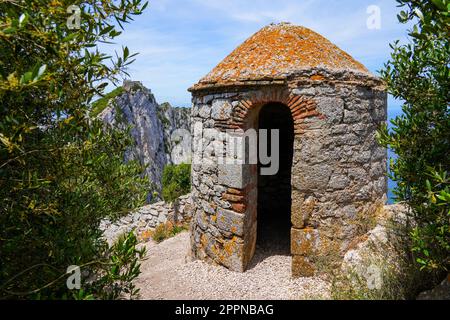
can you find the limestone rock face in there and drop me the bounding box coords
[159,102,192,165]
[97,81,191,196]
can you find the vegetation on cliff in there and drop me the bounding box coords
[91,86,125,118]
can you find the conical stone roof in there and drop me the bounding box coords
[190,22,374,91]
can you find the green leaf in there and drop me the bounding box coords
[63,33,77,42]
[99,25,114,36]
[431,0,447,10]
[19,71,33,84]
[3,27,16,34]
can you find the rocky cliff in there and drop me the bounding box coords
[96,81,191,197]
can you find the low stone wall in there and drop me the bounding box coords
[101,194,192,243]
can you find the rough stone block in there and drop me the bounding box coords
[316,96,344,124]
[218,164,252,189]
[328,173,349,190]
[198,104,211,118]
[242,222,257,269]
[219,236,246,272]
[196,210,209,230]
[211,99,232,120]
[292,163,332,191]
[291,227,320,255]
[291,195,316,228]
[292,255,315,277]
[343,109,360,123]
[217,208,245,236]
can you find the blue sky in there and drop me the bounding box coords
[101,0,412,109]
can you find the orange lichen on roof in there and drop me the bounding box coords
[192,23,371,90]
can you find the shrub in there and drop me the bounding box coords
[151,221,188,243]
[377,0,449,273]
[76,232,146,300]
[0,0,149,299]
[161,163,191,203]
[330,212,434,300]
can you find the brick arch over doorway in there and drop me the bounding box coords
[231,89,324,134]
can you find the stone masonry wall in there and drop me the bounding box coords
[101,194,192,244]
[289,77,387,276]
[189,72,387,275]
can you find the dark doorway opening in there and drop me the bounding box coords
[255,102,294,258]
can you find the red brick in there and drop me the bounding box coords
[227,188,243,195]
[231,203,246,213]
[222,193,245,202]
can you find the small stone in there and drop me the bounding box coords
[328,174,349,190]
[198,104,211,118]
[291,228,320,255]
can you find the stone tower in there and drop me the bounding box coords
[188,23,387,277]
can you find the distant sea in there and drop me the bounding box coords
[387,106,403,204]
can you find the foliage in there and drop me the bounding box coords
[157,103,171,130]
[330,219,429,300]
[0,0,149,299]
[161,163,191,203]
[150,221,188,243]
[91,86,125,118]
[77,232,146,300]
[377,0,449,272]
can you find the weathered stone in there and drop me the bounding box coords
[316,96,344,124]
[218,164,247,189]
[201,200,215,215]
[291,227,320,255]
[211,100,232,120]
[213,196,231,209]
[100,193,193,243]
[213,185,227,196]
[196,210,209,230]
[216,208,245,236]
[218,236,246,272]
[293,163,332,191]
[292,255,315,277]
[343,110,361,124]
[328,173,349,190]
[198,104,211,118]
[291,195,316,228]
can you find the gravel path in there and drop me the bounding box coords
[135,231,331,300]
